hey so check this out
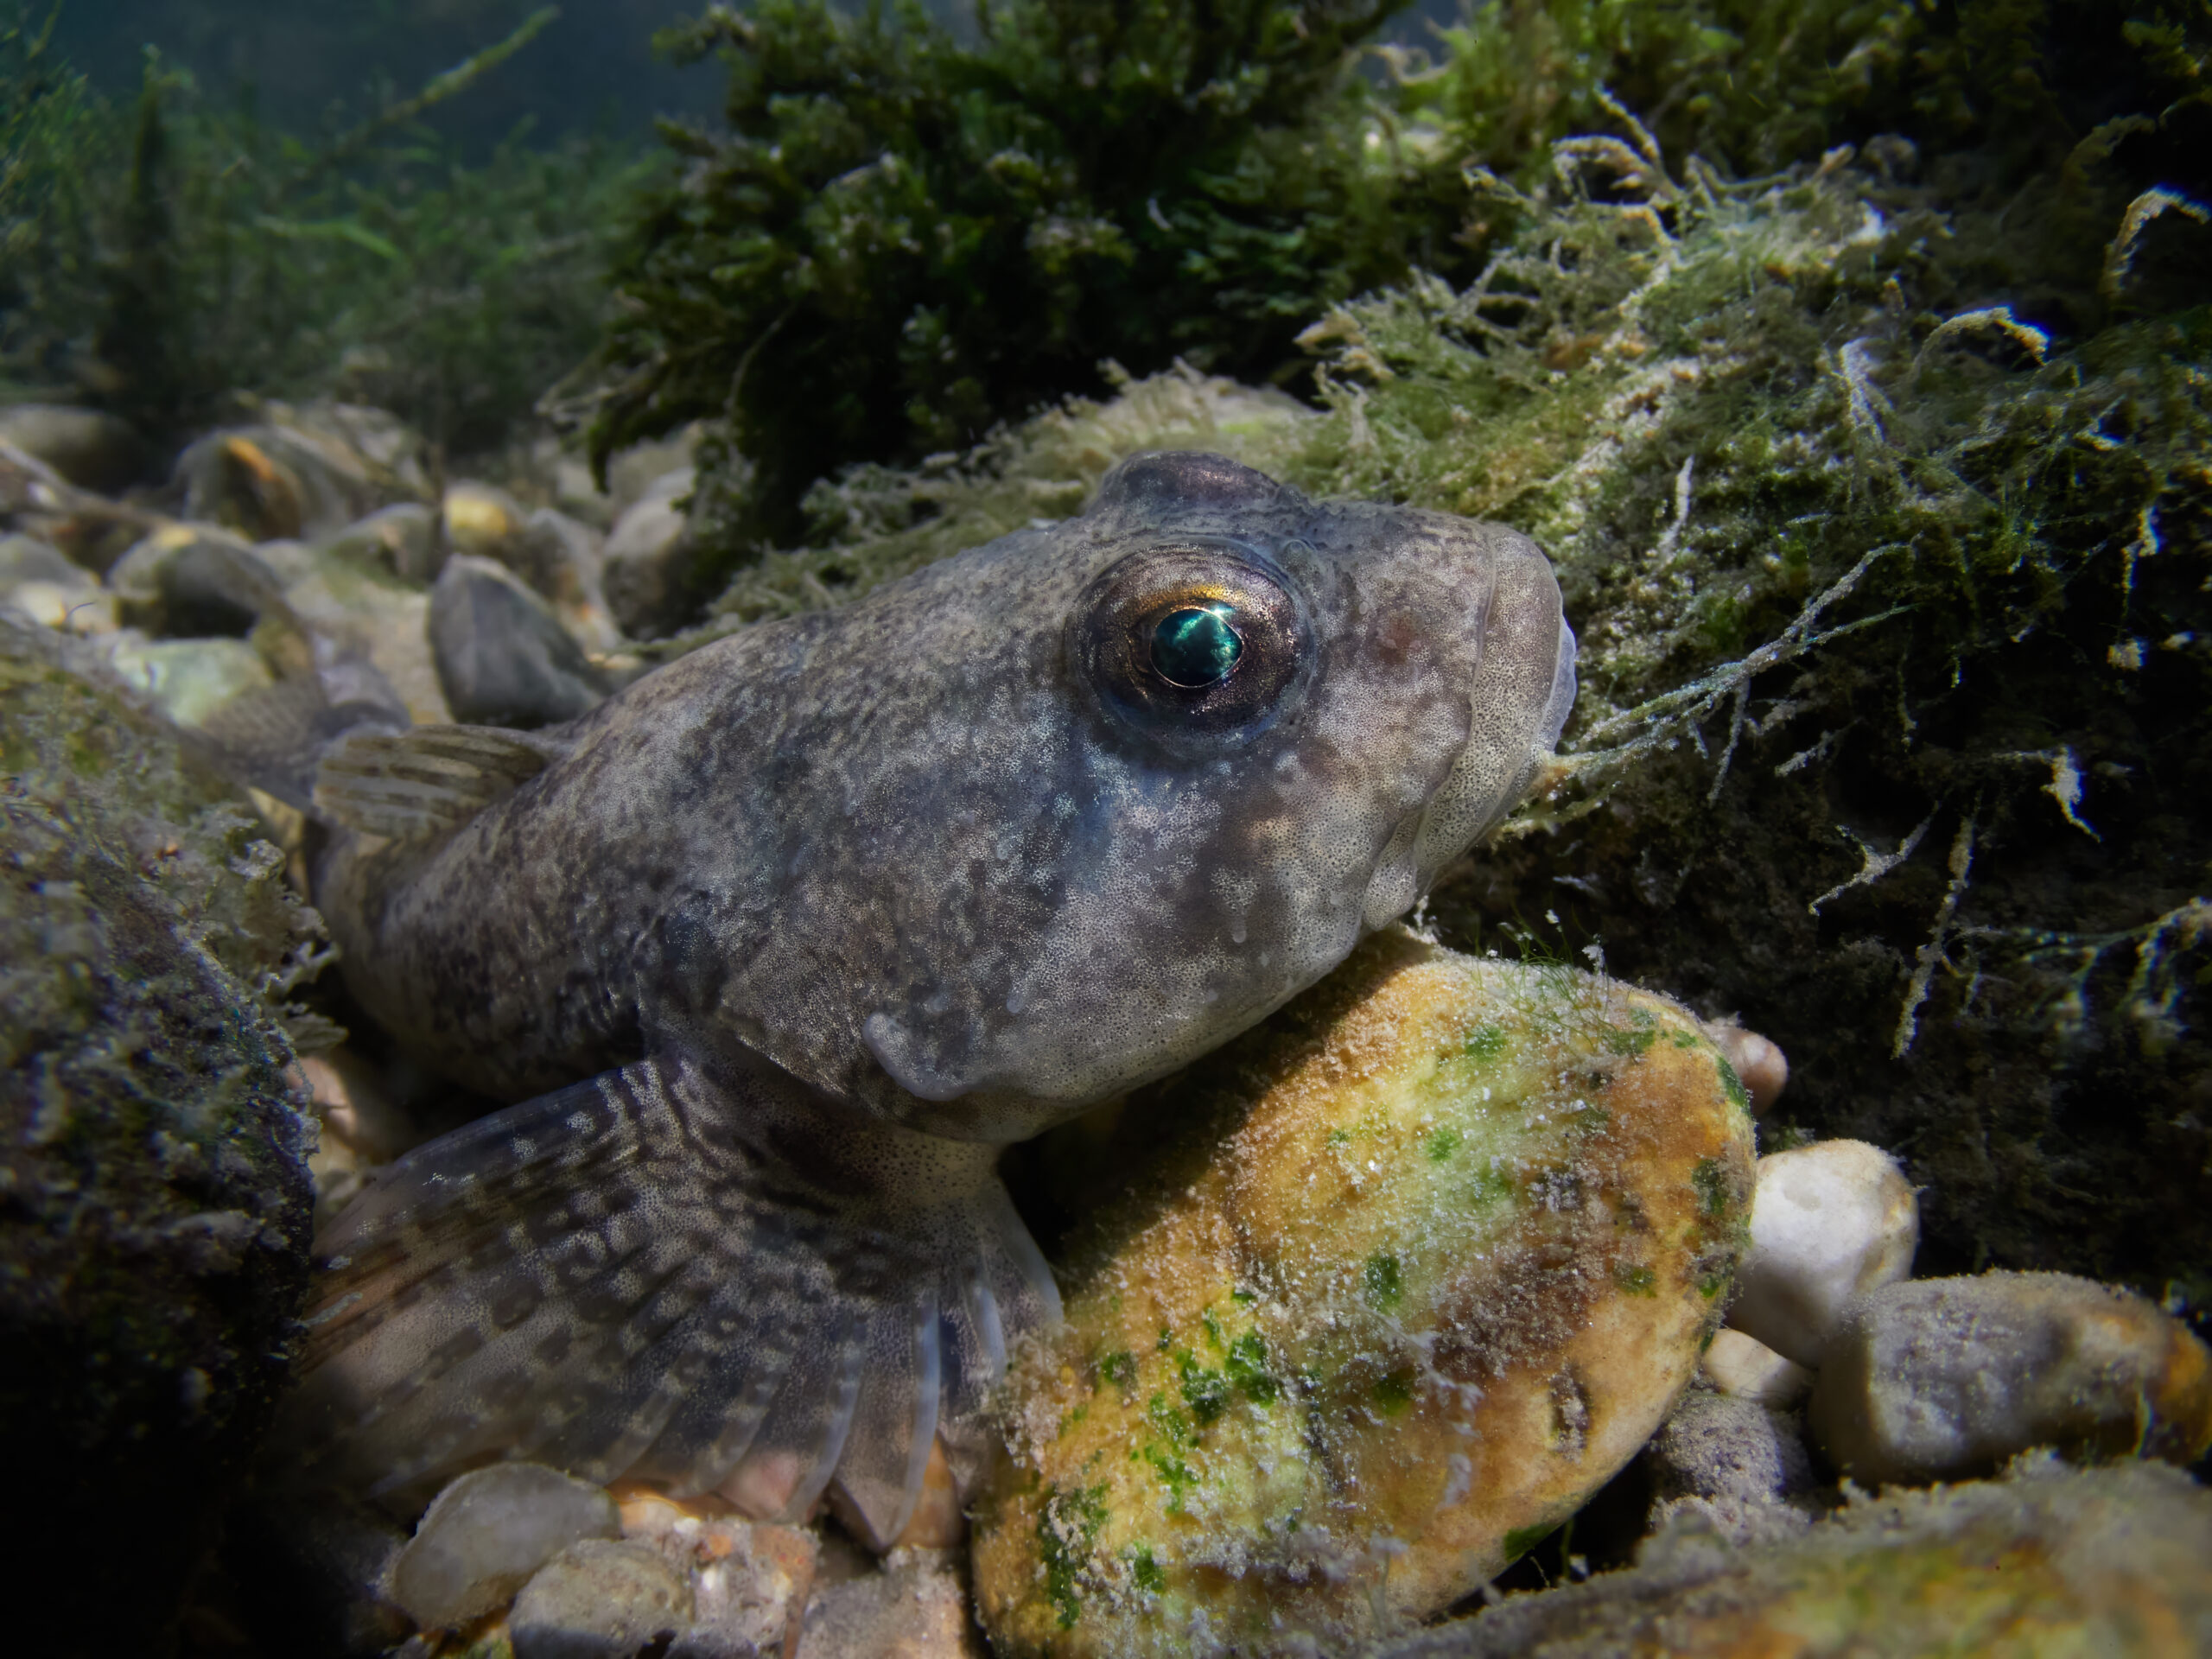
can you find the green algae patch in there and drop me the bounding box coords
[972,930,1755,1656]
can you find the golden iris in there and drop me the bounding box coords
[1152,605,1243,687]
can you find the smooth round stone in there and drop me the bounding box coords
[1809,1271,2212,1487]
[389,1463,620,1630]
[429,553,608,729]
[509,1538,693,1659]
[1700,1327,1814,1408]
[0,404,148,492]
[973,931,1756,1656]
[1726,1138,1917,1369]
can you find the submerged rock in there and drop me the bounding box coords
[972,932,1755,1656]
[1638,1387,1818,1548]
[429,553,609,728]
[510,1537,695,1659]
[1726,1140,1918,1370]
[802,1547,981,1659]
[602,466,697,638]
[1699,1328,1813,1408]
[0,630,318,1649]
[1808,1271,2212,1486]
[0,530,111,633]
[0,403,148,493]
[1379,1459,2212,1658]
[391,1463,622,1630]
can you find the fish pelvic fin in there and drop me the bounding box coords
[312,724,557,840]
[268,1053,1058,1551]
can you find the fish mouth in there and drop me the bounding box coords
[1360,613,1580,931]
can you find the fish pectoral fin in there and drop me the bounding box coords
[268,1055,1058,1553]
[312,723,557,838]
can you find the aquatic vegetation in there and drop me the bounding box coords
[586,0,1470,553]
[1,5,658,454]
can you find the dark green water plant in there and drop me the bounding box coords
[587,0,1470,552]
[3,4,659,456]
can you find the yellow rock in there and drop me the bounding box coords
[972,931,1756,1656]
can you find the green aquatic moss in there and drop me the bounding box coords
[588,0,1470,552]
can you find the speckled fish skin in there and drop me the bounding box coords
[276,453,1577,1547]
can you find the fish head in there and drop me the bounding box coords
[794,451,1576,1139]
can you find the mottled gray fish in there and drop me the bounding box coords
[261,453,1577,1548]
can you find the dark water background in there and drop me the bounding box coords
[55,0,1461,155]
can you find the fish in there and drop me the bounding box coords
[255,451,1578,1548]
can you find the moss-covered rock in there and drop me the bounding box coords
[972,933,1753,1655]
[0,626,319,1649]
[1380,1459,2212,1659]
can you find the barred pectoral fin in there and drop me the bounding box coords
[270,1055,1058,1548]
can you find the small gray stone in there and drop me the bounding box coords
[798,1548,982,1659]
[323,503,442,584]
[1642,1386,1817,1546]
[158,538,285,637]
[511,1538,694,1659]
[389,1463,620,1630]
[430,553,609,728]
[601,467,696,639]
[0,404,148,493]
[1809,1270,2212,1487]
[517,508,624,653]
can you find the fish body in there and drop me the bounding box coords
[272,453,1577,1545]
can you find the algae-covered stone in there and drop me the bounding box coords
[1379,1459,2212,1659]
[0,625,319,1649]
[971,931,1754,1656]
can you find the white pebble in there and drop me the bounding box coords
[389,1463,620,1629]
[1700,1327,1815,1407]
[1726,1139,1916,1369]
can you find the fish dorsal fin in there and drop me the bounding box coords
[314,724,556,839]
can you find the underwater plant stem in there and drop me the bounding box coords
[302,6,562,181]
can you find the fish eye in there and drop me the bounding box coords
[1152,605,1243,687]
[1071,538,1313,747]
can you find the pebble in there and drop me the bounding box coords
[443,480,528,562]
[0,403,148,493]
[103,634,275,728]
[1808,1270,2212,1486]
[510,1538,694,1659]
[602,467,696,638]
[1725,1138,1916,1369]
[0,531,111,632]
[389,1463,621,1630]
[973,931,1757,1655]
[1703,1020,1789,1115]
[1639,1386,1816,1547]
[322,502,442,584]
[429,553,609,728]
[1700,1327,1815,1408]
[518,507,625,654]
[158,537,286,637]
[800,1548,981,1659]
[611,1484,817,1659]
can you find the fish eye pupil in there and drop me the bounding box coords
[1151,605,1244,688]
